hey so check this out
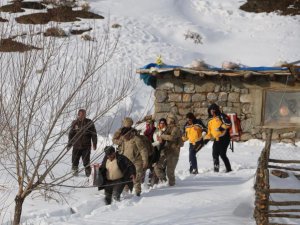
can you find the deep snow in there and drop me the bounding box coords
[15,141,300,225]
[0,0,300,224]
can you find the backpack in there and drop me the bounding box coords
[226,113,242,152]
[136,134,154,156]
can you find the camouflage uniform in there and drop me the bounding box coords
[112,117,133,146]
[118,129,148,195]
[154,114,182,186]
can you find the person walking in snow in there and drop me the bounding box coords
[151,118,167,164]
[117,126,149,196]
[112,117,136,146]
[149,118,167,185]
[154,114,182,186]
[67,109,97,177]
[98,146,136,205]
[204,103,232,173]
[182,112,207,174]
[143,118,156,142]
[142,117,157,185]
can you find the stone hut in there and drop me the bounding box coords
[137,65,300,142]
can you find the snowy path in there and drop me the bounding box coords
[23,141,264,225]
[7,142,300,225]
[57,176,255,225]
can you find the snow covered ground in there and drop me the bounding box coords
[14,141,263,225]
[1,0,300,224]
[7,140,299,225]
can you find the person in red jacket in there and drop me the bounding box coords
[143,118,156,142]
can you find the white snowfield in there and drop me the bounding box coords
[1,0,300,224]
[20,141,300,225]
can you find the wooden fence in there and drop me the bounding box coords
[254,129,300,225]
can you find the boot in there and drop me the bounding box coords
[191,169,198,174]
[105,196,112,205]
[159,177,167,183]
[214,164,219,173]
[85,168,91,177]
[72,167,79,176]
[150,175,159,186]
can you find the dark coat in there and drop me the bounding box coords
[68,118,97,150]
[98,153,136,190]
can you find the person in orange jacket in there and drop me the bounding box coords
[204,103,232,173]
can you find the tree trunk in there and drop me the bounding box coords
[13,196,25,225]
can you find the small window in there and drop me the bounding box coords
[263,89,300,127]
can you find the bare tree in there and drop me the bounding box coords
[0,24,135,225]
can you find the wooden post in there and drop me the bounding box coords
[254,129,272,225]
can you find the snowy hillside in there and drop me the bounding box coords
[91,0,300,122]
[1,0,300,224]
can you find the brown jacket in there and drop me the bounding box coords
[68,118,97,150]
[112,127,123,146]
[118,131,149,167]
[160,124,182,153]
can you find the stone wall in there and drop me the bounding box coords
[153,74,300,142]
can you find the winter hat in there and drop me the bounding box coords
[122,117,133,128]
[104,146,115,156]
[208,103,221,117]
[166,113,177,124]
[144,115,154,124]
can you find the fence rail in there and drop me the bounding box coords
[254,128,300,225]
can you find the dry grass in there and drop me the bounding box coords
[70,28,92,35]
[44,27,68,37]
[16,6,104,24]
[112,23,122,28]
[0,1,46,13]
[240,0,300,15]
[0,38,40,52]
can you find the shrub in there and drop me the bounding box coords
[111,23,121,28]
[184,30,203,44]
[44,27,67,37]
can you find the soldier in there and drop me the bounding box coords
[112,117,134,146]
[67,109,97,177]
[154,114,182,186]
[117,127,149,196]
[98,146,136,205]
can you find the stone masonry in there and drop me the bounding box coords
[153,74,300,142]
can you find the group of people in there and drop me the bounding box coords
[67,103,233,205]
